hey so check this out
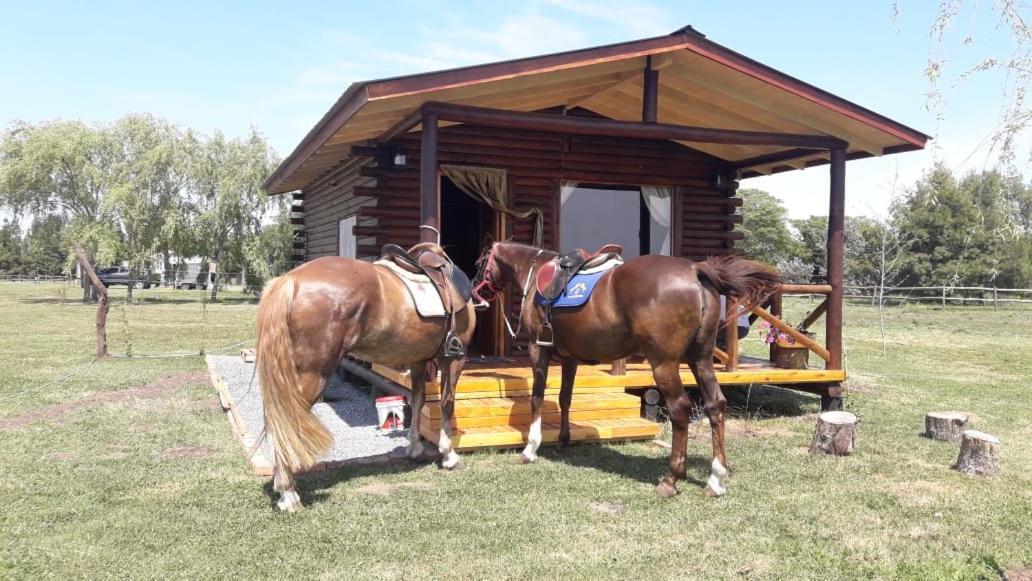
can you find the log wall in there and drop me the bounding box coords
[297,119,743,354]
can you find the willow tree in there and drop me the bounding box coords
[187,129,277,301]
[0,120,120,296]
[103,115,185,302]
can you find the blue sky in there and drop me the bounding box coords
[1,1,1024,219]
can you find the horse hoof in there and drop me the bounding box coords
[518,451,537,464]
[276,491,303,513]
[440,451,462,471]
[407,442,426,460]
[703,478,727,497]
[655,481,679,498]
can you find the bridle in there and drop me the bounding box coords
[471,244,543,341]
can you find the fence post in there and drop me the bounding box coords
[993,287,998,310]
[941,286,947,308]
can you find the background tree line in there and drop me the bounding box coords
[0,115,294,300]
[739,163,1031,289]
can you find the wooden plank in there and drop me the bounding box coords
[420,417,660,450]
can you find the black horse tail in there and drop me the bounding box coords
[695,255,781,313]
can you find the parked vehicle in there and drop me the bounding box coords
[168,262,209,290]
[96,266,159,289]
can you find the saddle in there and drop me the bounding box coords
[380,243,472,357]
[536,244,623,301]
[531,244,623,348]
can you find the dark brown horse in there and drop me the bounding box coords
[256,243,475,511]
[472,242,778,497]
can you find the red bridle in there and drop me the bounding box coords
[471,245,501,305]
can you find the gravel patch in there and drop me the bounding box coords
[209,355,409,465]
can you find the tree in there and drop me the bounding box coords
[909,1,1031,168]
[186,128,278,300]
[0,120,120,295]
[242,198,294,292]
[0,220,24,274]
[737,188,803,267]
[22,214,67,275]
[103,115,185,302]
[892,164,1028,287]
[791,215,827,281]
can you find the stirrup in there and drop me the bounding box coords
[442,332,465,358]
[535,322,554,347]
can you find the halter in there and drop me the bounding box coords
[472,244,543,341]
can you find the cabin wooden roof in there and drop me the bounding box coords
[265,26,929,194]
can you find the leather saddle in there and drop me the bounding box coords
[536,244,623,301]
[380,243,472,310]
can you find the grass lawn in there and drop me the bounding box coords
[0,281,1029,579]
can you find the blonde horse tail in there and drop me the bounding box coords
[256,274,332,472]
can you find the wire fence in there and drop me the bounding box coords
[844,285,1032,307]
[0,279,261,361]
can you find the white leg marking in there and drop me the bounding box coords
[520,415,543,463]
[705,459,728,497]
[438,419,461,470]
[276,489,302,512]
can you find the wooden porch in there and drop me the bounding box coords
[367,282,843,451]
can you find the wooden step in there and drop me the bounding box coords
[420,392,642,429]
[419,417,661,450]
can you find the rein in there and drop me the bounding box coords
[473,245,543,342]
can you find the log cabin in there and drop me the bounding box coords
[264,26,928,450]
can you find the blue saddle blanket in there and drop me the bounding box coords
[536,261,620,308]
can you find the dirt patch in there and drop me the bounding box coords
[1005,567,1032,581]
[845,374,878,395]
[588,500,625,514]
[157,445,214,460]
[726,419,797,439]
[354,481,435,496]
[0,371,207,430]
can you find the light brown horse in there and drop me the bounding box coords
[472,242,778,498]
[256,243,475,511]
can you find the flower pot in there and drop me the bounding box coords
[773,333,814,369]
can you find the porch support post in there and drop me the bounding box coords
[420,111,439,243]
[825,147,846,370]
[642,56,658,123]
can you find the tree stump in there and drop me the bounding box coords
[954,430,1000,476]
[924,411,969,442]
[809,411,857,456]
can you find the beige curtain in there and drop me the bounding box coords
[441,165,543,247]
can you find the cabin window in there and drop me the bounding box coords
[338,215,357,258]
[559,182,671,258]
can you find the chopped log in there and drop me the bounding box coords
[809,411,857,456]
[954,430,1000,476]
[924,411,969,442]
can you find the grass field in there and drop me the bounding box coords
[0,281,1029,579]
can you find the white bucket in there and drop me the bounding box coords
[375,395,406,431]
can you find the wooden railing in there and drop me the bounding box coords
[721,283,834,372]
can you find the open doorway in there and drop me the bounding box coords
[440,176,500,356]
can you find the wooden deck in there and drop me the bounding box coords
[372,357,846,401]
[367,357,843,451]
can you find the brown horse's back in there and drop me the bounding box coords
[549,255,715,362]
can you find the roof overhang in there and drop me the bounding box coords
[265,27,929,194]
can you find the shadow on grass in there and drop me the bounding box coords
[723,384,819,418]
[541,443,710,489]
[262,456,429,509]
